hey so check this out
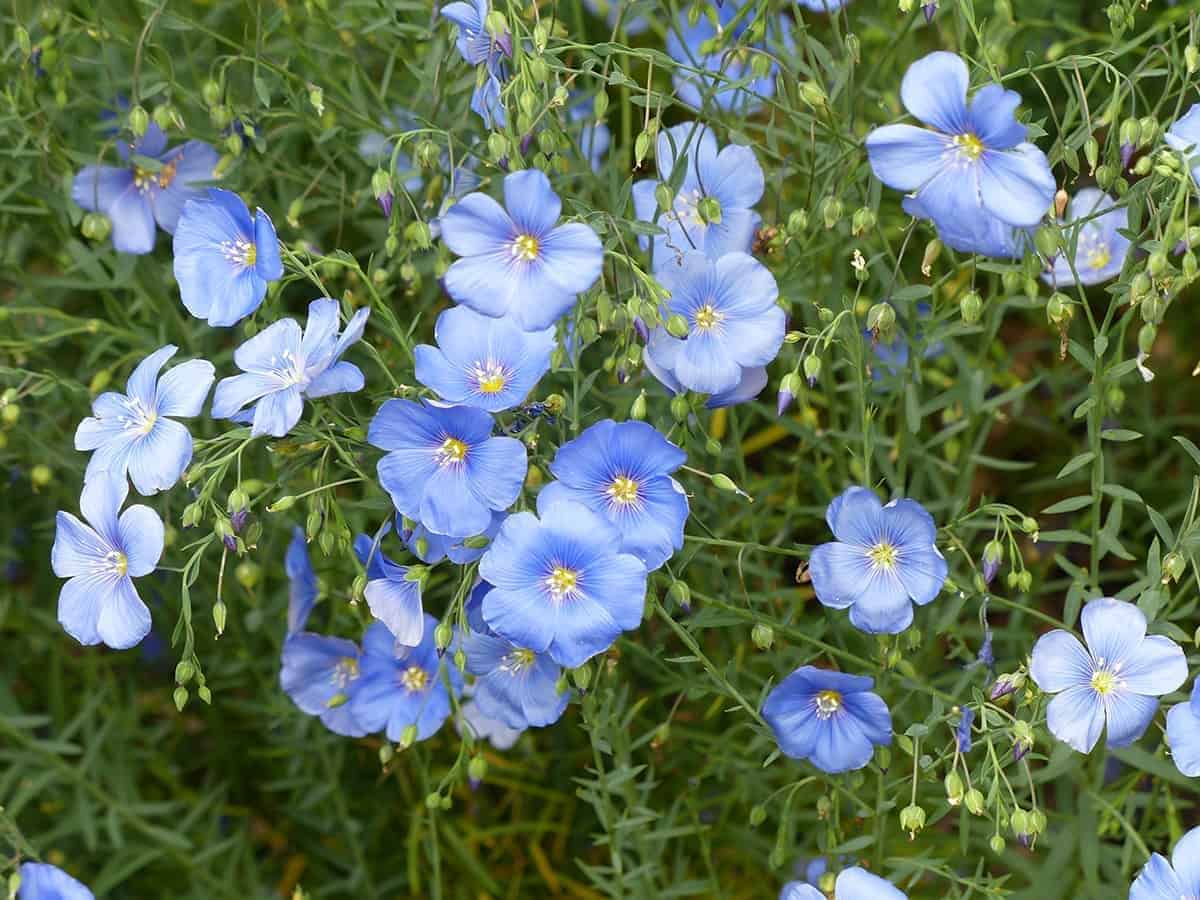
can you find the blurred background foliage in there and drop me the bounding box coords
[3,0,1200,897]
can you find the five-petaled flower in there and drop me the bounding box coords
[808,486,948,634]
[539,419,689,571]
[1042,188,1130,287]
[1030,597,1187,753]
[173,188,283,326]
[865,52,1055,251]
[762,666,893,774]
[439,169,604,331]
[632,122,764,270]
[280,631,370,737]
[350,617,463,742]
[74,344,214,495]
[415,306,555,412]
[16,862,95,900]
[51,476,164,650]
[71,121,219,255]
[781,866,906,900]
[478,497,649,668]
[369,399,526,540]
[1129,825,1200,900]
[644,250,784,396]
[211,298,370,437]
[464,629,570,730]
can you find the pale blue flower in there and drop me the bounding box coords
[211,298,369,437]
[354,529,424,647]
[51,476,164,649]
[16,862,94,900]
[465,630,569,729]
[808,487,948,634]
[173,188,283,326]
[1042,188,1129,287]
[74,344,214,495]
[1030,597,1187,753]
[1130,826,1200,900]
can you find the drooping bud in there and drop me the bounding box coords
[630,390,647,421]
[1012,719,1034,761]
[960,290,983,324]
[900,804,926,838]
[944,770,964,805]
[751,623,774,650]
[803,354,821,386]
[434,620,453,656]
[982,539,1003,585]
[922,1,937,23]
[965,788,985,815]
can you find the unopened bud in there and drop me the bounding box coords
[965,788,985,815]
[668,579,691,610]
[751,623,774,650]
[960,290,983,324]
[900,804,926,838]
[944,770,964,805]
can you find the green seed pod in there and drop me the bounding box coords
[921,239,942,275]
[820,197,842,229]
[751,623,774,650]
[670,392,690,422]
[213,601,228,635]
[667,579,691,609]
[81,211,112,241]
[944,771,964,806]
[900,804,926,837]
[268,495,297,512]
[129,104,149,136]
[468,756,488,784]
[749,804,767,826]
[866,302,896,335]
[1139,323,1158,354]
[572,662,592,691]
[1034,225,1060,259]
[236,561,260,590]
[965,788,985,815]
[989,834,1006,854]
[434,621,453,651]
[851,207,876,236]
[799,81,827,108]
[630,390,647,421]
[786,210,808,235]
[175,660,196,684]
[697,195,722,225]
[1133,156,1152,176]
[1046,292,1073,326]
[174,686,188,711]
[960,290,983,324]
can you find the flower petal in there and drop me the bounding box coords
[808,541,868,610]
[127,418,193,495]
[826,486,884,546]
[250,385,304,437]
[1046,684,1105,753]
[156,358,215,417]
[1081,597,1146,669]
[440,192,514,257]
[503,168,562,236]
[305,361,365,398]
[539,222,604,297]
[1129,853,1184,900]
[58,574,107,645]
[96,576,152,649]
[1029,629,1092,693]
[836,867,907,900]
[118,504,164,576]
[1120,634,1188,696]
[1170,824,1200,894]
[1104,690,1159,748]
[866,124,952,192]
[900,51,970,134]
[968,83,1026,149]
[978,144,1055,227]
[1167,703,1200,777]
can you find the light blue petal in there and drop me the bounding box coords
[465,435,527,510]
[848,577,913,635]
[1166,704,1200,776]
[125,345,177,406]
[699,207,761,259]
[656,122,718,183]
[71,165,133,214]
[420,466,492,537]
[707,143,764,210]
[1080,597,1146,669]
[1120,635,1188,696]
[779,882,823,900]
[836,867,907,900]
[368,398,443,450]
[250,385,304,438]
[825,486,883,546]
[1170,825,1200,895]
[866,124,951,192]
[254,208,283,280]
[365,577,425,647]
[57,573,108,645]
[305,361,364,398]
[118,504,163,576]
[156,358,215,417]
[286,528,317,635]
[503,168,561,236]
[95,575,151,649]
[1129,853,1184,900]
[127,418,192,495]
[809,707,875,773]
[895,546,947,607]
[968,83,1026,149]
[842,691,893,748]
[1046,684,1105,753]
[978,144,1055,227]
[539,222,604,298]
[1104,690,1159,747]
[80,474,126,546]
[152,141,219,233]
[707,365,767,408]
[1029,629,1092,693]
[211,373,280,420]
[108,183,157,254]
[52,511,106,578]
[299,297,340,366]
[233,317,303,372]
[808,541,869,610]
[378,450,441,521]
[439,191,513,257]
[900,51,969,134]
[17,862,95,900]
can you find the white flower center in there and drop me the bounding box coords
[545,565,580,600]
[472,359,508,395]
[435,436,468,467]
[221,237,257,269]
[400,665,429,692]
[814,689,843,720]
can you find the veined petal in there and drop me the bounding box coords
[71,165,134,214]
[539,222,604,296]
[250,385,304,437]
[1029,629,1092,693]
[978,144,1055,227]
[254,208,283,280]
[836,867,907,900]
[96,576,152,649]
[826,486,884,546]
[52,512,107,578]
[968,83,1026,149]
[156,358,215,417]
[108,185,157,255]
[1129,853,1184,900]
[118,504,164,576]
[866,124,951,192]
[211,373,281,420]
[1120,635,1188,696]
[1166,703,1200,777]
[58,573,108,646]
[305,361,365,398]
[1046,684,1105,753]
[808,541,869,610]
[503,168,562,236]
[125,345,177,406]
[1170,824,1200,894]
[465,436,527,511]
[80,474,127,546]
[127,418,193,495]
[439,192,514,257]
[233,317,303,372]
[1081,597,1146,670]
[1103,690,1159,748]
[900,51,970,134]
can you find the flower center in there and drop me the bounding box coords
[473,360,508,394]
[953,132,985,161]
[867,542,899,570]
[673,188,706,227]
[1086,244,1111,270]
[606,475,639,506]
[331,657,359,688]
[221,237,257,270]
[545,565,579,599]
[503,648,536,673]
[693,303,724,333]
[436,437,468,466]
[511,234,540,262]
[271,349,307,387]
[157,156,179,188]
[101,550,128,577]
[120,397,158,435]
[1091,668,1118,695]
[814,689,843,719]
[401,665,429,692]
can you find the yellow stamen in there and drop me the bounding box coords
[511,234,540,261]
[437,437,468,466]
[1091,670,1117,695]
[953,132,985,161]
[546,566,578,598]
[138,411,158,436]
[607,475,639,506]
[815,689,843,718]
[1087,246,1111,270]
[401,665,429,692]
[867,542,899,569]
[693,303,723,332]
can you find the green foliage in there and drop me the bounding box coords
[3,0,1200,897]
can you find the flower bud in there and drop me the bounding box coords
[1188,45,1199,74]
[1163,551,1187,583]
[434,620,453,655]
[1046,292,1073,326]
[751,623,774,650]
[799,81,827,108]
[960,290,983,324]
[213,600,228,635]
[866,302,896,337]
[666,313,690,339]
[670,393,690,422]
[851,207,876,236]
[1034,225,1060,259]
[803,353,821,386]
[174,686,188,711]
[129,104,149,136]
[81,211,112,241]
[268,495,297,512]
[965,788,985,815]
[635,131,652,166]
[749,804,767,826]
[176,660,196,684]
[820,197,842,229]
[668,579,691,611]
[468,755,488,787]
[786,210,808,234]
[944,770,964,806]
[921,239,942,276]
[235,560,260,590]
[1012,720,1034,761]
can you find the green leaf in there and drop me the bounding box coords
[1042,495,1093,514]
[1100,428,1142,442]
[1057,452,1095,479]
[1176,436,1200,471]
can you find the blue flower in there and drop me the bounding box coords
[582,0,649,34]
[644,334,768,408]
[632,122,764,269]
[51,476,164,649]
[369,399,527,538]
[865,52,1055,239]
[353,530,425,647]
[212,298,370,437]
[71,125,219,254]
[478,497,649,668]
[808,487,948,634]
[74,344,214,495]
[1130,826,1200,900]
[404,510,506,565]
[781,867,906,900]
[539,419,688,570]
[666,1,785,113]
[644,251,783,396]
[1166,104,1200,188]
[415,306,555,412]
[286,526,318,635]
[439,169,604,330]
[904,193,1029,258]
[350,617,463,741]
[16,862,94,900]
[173,189,283,326]
[472,68,508,129]
[441,0,511,66]
[762,667,893,774]
[465,630,569,729]
[1166,679,1200,776]
[280,632,369,736]
[459,696,523,749]
[1042,189,1129,287]
[1030,597,1187,753]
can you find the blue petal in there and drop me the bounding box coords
[439,191,513,257]
[152,141,219,233]
[1129,853,1184,900]
[842,690,893,748]
[211,373,280,420]
[1104,690,1159,747]
[250,385,304,438]
[866,124,952,192]
[57,573,107,645]
[52,511,105,578]
[127,418,193,495]
[825,486,884,546]
[286,528,317,635]
[848,577,913,635]
[156,358,215,417]
[16,862,94,900]
[808,541,869,610]
[124,345,176,407]
[894,546,947,607]
[254,208,283,280]
[378,450,441,522]
[1120,635,1188,696]
[537,221,604,298]
[707,365,767,408]
[978,144,1055,227]
[365,576,425,647]
[763,680,821,760]
[95,576,152,649]
[368,398,443,450]
[673,330,742,394]
[1081,597,1146,669]
[707,143,764,210]
[698,207,760,260]
[464,435,527,510]
[420,466,492,537]
[809,708,876,773]
[881,497,938,547]
[233,317,303,372]
[108,183,157,254]
[1029,630,1092,693]
[118,503,164,575]
[71,165,133,214]
[1046,684,1105,753]
[80,474,126,546]
[656,122,718,183]
[900,51,969,134]
[1171,826,1200,895]
[836,867,907,900]
[503,168,561,236]
[968,83,1026,149]
[305,361,364,398]
[780,882,823,900]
